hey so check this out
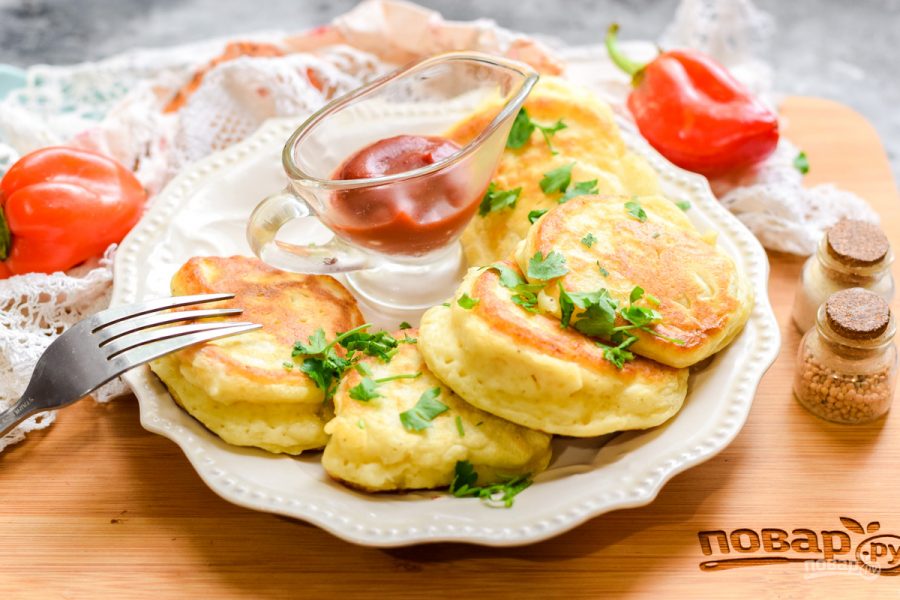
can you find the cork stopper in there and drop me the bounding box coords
[826,219,890,266]
[825,287,891,340]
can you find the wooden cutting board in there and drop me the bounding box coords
[2,97,898,599]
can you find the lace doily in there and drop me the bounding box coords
[0,0,881,451]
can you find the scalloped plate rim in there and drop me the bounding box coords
[112,112,781,547]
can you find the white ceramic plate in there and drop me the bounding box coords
[111,112,780,547]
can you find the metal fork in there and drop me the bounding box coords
[0,293,260,438]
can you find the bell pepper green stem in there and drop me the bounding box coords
[605,24,649,86]
[0,204,10,261]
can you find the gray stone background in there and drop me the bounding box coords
[0,0,897,178]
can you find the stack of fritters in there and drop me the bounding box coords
[418,263,689,436]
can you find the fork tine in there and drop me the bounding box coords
[91,293,236,332]
[94,307,244,345]
[108,323,261,376]
[102,321,258,359]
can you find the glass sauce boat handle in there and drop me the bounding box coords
[246,187,372,275]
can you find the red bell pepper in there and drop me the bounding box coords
[605,24,779,177]
[0,147,147,278]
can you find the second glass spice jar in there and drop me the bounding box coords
[794,287,898,424]
[792,219,894,333]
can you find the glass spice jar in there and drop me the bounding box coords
[791,219,894,333]
[794,287,897,424]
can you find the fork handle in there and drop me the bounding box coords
[0,396,41,439]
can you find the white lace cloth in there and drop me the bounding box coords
[0,0,879,451]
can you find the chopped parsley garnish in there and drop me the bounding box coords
[624,200,647,222]
[349,377,380,401]
[449,460,533,508]
[527,209,548,224]
[794,151,810,175]
[455,415,465,437]
[291,324,400,399]
[675,199,691,211]
[557,284,683,367]
[581,233,597,248]
[338,328,400,362]
[282,361,294,370]
[560,179,599,203]
[487,263,544,312]
[539,163,574,195]
[527,250,568,281]
[457,294,479,309]
[478,182,522,217]
[357,419,366,430]
[399,321,412,330]
[506,108,567,153]
[598,335,637,369]
[349,371,422,402]
[597,263,609,277]
[399,387,448,431]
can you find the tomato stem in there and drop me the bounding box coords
[605,24,648,87]
[0,204,9,261]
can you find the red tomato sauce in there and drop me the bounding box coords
[330,135,477,255]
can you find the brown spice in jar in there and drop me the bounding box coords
[795,346,892,423]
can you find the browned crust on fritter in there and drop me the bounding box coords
[532,196,739,359]
[469,262,679,381]
[171,256,365,385]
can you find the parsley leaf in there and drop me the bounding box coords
[539,163,574,195]
[458,294,479,309]
[488,263,544,312]
[675,199,691,211]
[794,151,810,175]
[506,108,535,149]
[506,108,567,153]
[291,324,398,400]
[527,209,548,224]
[349,377,381,402]
[449,460,533,508]
[597,263,610,277]
[489,262,526,288]
[527,250,568,281]
[399,321,412,330]
[630,286,644,304]
[478,182,522,217]
[581,233,597,248]
[339,329,400,362]
[455,415,465,437]
[625,200,647,222]
[599,335,637,369]
[399,387,448,431]
[350,371,422,402]
[560,179,599,204]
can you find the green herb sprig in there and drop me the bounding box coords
[449,460,533,508]
[557,284,684,368]
[507,108,567,154]
[290,324,400,399]
[399,387,449,431]
[478,182,522,217]
[349,372,422,402]
[487,263,545,312]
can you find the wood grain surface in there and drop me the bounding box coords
[2,97,898,599]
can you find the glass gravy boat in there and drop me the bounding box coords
[246,51,538,312]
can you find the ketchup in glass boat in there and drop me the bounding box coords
[331,134,476,255]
